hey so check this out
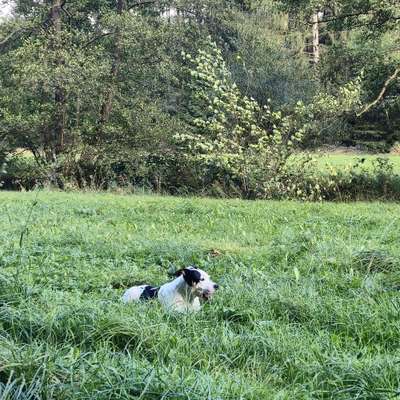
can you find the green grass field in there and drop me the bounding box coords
[315,153,400,173]
[1,191,400,399]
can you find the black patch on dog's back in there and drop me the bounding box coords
[140,285,159,300]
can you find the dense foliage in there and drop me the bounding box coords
[0,0,399,196]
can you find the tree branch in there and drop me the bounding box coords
[0,28,27,49]
[0,21,49,49]
[0,1,70,50]
[83,31,117,48]
[310,10,399,26]
[128,0,158,10]
[357,66,400,116]
[314,10,375,24]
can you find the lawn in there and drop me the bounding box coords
[1,191,400,399]
[314,153,400,173]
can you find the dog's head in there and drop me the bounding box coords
[175,266,218,300]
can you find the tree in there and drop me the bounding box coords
[177,42,305,197]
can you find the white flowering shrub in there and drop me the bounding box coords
[175,42,308,198]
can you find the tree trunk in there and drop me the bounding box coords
[311,12,320,65]
[98,0,126,132]
[50,0,66,163]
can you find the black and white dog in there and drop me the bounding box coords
[122,266,219,312]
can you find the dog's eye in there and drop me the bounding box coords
[200,278,205,281]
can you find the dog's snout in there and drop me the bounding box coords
[214,284,219,290]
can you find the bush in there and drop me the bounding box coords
[176,42,310,199]
[313,157,400,201]
[173,43,372,201]
[0,153,49,190]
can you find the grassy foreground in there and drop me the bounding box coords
[1,191,400,399]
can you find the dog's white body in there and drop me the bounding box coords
[158,275,202,312]
[122,266,218,313]
[122,286,149,302]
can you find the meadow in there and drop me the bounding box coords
[1,191,400,399]
[314,153,400,173]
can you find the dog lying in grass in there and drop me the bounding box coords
[122,266,219,312]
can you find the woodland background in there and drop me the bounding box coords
[0,0,399,199]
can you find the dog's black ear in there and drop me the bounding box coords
[181,268,201,286]
[174,268,185,277]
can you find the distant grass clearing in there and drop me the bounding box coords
[0,191,400,399]
[314,153,400,173]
